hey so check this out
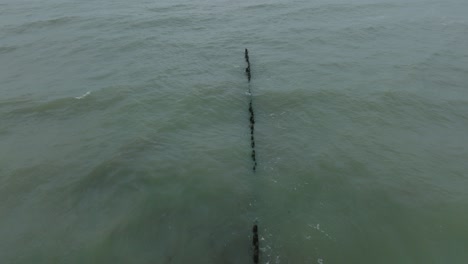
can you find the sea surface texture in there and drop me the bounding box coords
[1,0,468,263]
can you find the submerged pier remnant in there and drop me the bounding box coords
[252,223,259,263]
[245,48,260,264]
[245,48,257,172]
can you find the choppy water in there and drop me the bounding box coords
[1,0,468,263]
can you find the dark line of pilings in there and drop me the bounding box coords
[245,48,259,264]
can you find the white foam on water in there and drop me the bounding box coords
[308,224,334,240]
[75,91,90,99]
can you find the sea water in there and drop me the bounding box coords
[1,0,468,263]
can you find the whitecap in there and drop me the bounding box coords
[75,91,90,99]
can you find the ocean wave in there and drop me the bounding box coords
[75,91,91,100]
[3,16,79,34]
[0,46,18,54]
[1,86,130,120]
[241,2,290,11]
[147,3,192,13]
[303,2,403,15]
[69,136,174,201]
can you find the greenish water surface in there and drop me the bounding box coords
[1,0,468,263]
